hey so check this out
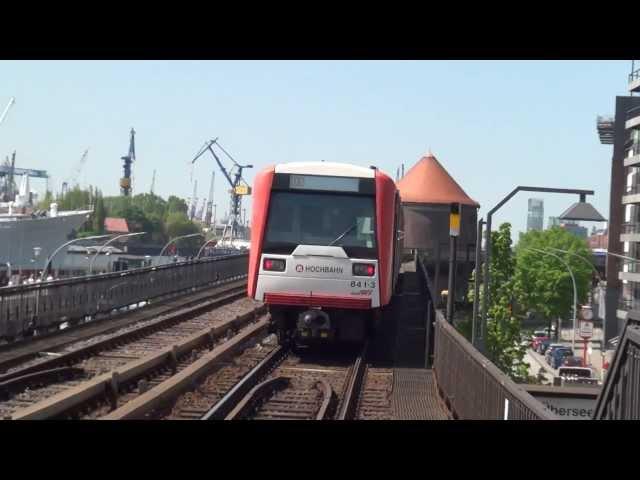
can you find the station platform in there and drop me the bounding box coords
[391,368,451,420]
[365,260,452,420]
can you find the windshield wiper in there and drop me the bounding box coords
[328,222,358,246]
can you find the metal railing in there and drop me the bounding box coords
[593,314,640,419]
[629,67,640,83]
[432,309,557,420]
[0,252,249,341]
[621,222,640,235]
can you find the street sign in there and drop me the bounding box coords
[579,320,593,339]
[449,203,460,237]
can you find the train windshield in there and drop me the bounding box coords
[263,191,377,258]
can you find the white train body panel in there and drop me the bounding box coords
[255,245,380,308]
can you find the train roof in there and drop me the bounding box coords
[275,162,376,179]
[397,153,479,207]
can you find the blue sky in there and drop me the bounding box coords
[0,60,630,236]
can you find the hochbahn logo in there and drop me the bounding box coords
[296,264,343,274]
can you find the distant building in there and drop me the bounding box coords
[548,216,560,229]
[560,221,588,239]
[588,228,609,250]
[104,217,129,234]
[527,198,544,231]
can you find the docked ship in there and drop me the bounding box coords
[0,174,92,283]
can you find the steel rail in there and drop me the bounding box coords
[8,308,267,420]
[0,286,248,384]
[202,344,289,420]
[336,342,369,420]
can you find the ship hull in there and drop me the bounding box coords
[0,211,91,273]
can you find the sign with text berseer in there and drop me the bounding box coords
[535,395,596,420]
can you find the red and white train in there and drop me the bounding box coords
[248,162,403,344]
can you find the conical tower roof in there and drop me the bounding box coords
[397,153,479,207]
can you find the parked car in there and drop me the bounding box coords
[531,330,549,350]
[544,344,565,362]
[558,366,598,385]
[537,339,553,354]
[562,356,584,367]
[550,347,574,369]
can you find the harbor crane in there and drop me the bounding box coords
[120,128,136,196]
[204,171,215,227]
[0,97,15,128]
[191,138,252,242]
[61,149,89,195]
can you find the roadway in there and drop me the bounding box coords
[523,327,607,385]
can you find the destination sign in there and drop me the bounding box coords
[289,174,359,193]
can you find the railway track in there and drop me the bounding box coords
[117,341,370,421]
[0,279,248,375]
[1,293,264,419]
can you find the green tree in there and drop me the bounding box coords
[92,191,106,234]
[468,223,529,380]
[514,227,592,336]
[37,190,54,211]
[166,195,188,218]
[485,223,529,380]
[165,212,200,237]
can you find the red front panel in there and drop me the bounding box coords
[265,292,372,309]
[375,170,398,306]
[248,166,275,298]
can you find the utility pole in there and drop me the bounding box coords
[150,169,156,195]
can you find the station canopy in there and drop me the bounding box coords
[396,153,479,207]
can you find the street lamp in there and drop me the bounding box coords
[40,234,113,281]
[474,186,604,353]
[197,238,218,258]
[157,233,205,265]
[89,232,146,274]
[525,247,578,351]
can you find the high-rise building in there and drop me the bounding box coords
[548,216,560,229]
[527,198,544,231]
[598,60,640,343]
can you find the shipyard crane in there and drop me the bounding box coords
[196,198,206,222]
[0,97,15,128]
[150,169,156,195]
[204,171,215,227]
[191,138,252,242]
[189,179,198,220]
[61,149,89,195]
[120,128,136,196]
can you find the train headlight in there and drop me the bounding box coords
[353,263,375,277]
[263,258,286,272]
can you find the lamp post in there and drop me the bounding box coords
[40,234,113,281]
[471,218,484,347]
[3,262,10,286]
[476,186,602,354]
[89,232,146,274]
[525,247,578,351]
[197,238,218,259]
[157,233,204,265]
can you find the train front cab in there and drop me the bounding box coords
[248,163,401,346]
